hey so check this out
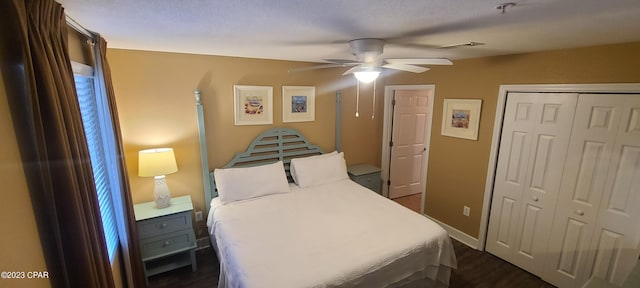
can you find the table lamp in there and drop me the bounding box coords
[138,148,178,208]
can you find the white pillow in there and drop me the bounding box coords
[214,161,290,204]
[290,151,337,184]
[290,151,349,188]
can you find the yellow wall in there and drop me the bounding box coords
[0,65,50,288]
[109,41,640,239]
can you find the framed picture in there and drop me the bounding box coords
[234,85,273,125]
[441,99,482,140]
[282,86,315,123]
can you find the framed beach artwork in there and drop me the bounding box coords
[282,86,315,123]
[233,85,273,125]
[441,99,482,140]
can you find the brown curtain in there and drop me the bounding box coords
[0,0,114,287]
[95,36,147,288]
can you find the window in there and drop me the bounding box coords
[73,62,119,261]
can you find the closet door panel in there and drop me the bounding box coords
[545,94,637,288]
[487,94,536,258]
[487,92,577,276]
[586,95,640,285]
[557,218,589,277]
[511,94,577,276]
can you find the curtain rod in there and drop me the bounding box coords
[66,15,94,40]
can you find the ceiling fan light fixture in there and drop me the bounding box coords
[353,67,380,83]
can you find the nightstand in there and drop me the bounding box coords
[134,195,197,284]
[348,164,382,194]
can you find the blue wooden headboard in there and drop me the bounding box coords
[206,128,323,212]
[196,90,341,214]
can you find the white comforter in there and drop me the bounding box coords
[207,179,457,288]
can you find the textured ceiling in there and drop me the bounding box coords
[59,0,640,64]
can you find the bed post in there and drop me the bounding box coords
[336,90,342,153]
[195,89,213,214]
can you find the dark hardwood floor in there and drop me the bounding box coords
[449,239,555,288]
[148,239,555,288]
[147,247,219,288]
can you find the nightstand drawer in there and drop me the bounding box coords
[137,211,192,239]
[139,229,196,260]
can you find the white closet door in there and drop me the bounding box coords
[545,94,640,288]
[486,92,577,276]
[590,94,640,285]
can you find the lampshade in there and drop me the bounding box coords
[139,148,178,209]
[138,148,178,177]
[353,69,380,83]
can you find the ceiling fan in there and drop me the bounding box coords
[289,38,454,83]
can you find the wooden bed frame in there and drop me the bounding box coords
[195,89,343,213]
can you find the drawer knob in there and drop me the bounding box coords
[160,223,167,228]
[532,196,539,202]
[163,241,171,247]
[575,210,584,216]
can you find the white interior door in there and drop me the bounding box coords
[590,94,640,285]
[388,89,430,199]
[545,94,640,288]
[486,92,577,276]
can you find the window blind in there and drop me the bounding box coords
[74,73,119,261]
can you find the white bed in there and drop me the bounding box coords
[205,149,456,288]
[207,179,456,287]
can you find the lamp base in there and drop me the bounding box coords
[154,176,171,208]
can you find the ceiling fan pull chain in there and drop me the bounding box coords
[355,80,360,117]
[371,79,376,119]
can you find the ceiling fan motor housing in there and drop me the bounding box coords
[349,38,385,63]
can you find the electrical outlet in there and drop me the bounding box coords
[463,206,470,217]
[196,236,210,250]
[195,210,203,222]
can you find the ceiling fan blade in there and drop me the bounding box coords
[382,63,430,73]
[289,63,354,73]
[324,59,360,64]
[385,58,453,65]
[341,65,363,75]
[439,42,485,49]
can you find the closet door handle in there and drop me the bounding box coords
[575,210,584,216]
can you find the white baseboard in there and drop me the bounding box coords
[423,214,480,250]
